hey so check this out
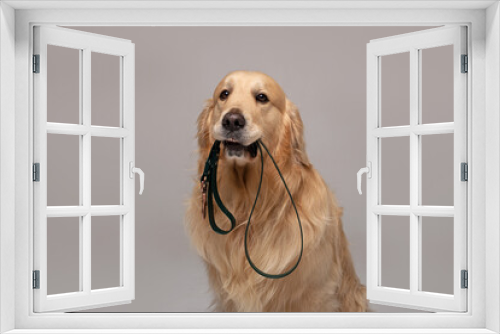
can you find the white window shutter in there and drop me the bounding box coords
[33,26,136,312]
[365,26,467,312]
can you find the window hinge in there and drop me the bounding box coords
[33,163,40,182]
[461,162,468,182]
[461,54,468,73]
[33,270,40,289]
[33,54,40,73]
[461,270,468,289]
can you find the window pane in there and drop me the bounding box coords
[421,133,454,206]
[421,217,454,294]
[381,136,410,205]
[381,52,410,127]
[92,52,120,127]
[421,45,454,124]
[48,217,80,295]
[47,45,80,124]
[92,216,121,290]
[381,215,410,290]
[47,134,80,206]
[92,137,121,205]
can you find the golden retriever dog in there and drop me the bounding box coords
[185,71,367,312]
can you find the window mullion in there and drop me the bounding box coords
[78,48,84,293]
[417,48,424,293]
[119,56,124,287]
[409,47,420,294]
[81,48,92,294]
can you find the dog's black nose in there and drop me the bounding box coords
[222,112,246,131]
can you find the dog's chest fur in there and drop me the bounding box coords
[193,163,305,310]
[187,153,367,312]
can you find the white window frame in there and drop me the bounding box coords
[366,26,468,312]
[0,1,499,333]
[33,26,136,313]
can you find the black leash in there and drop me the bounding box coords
[200,139,304,279]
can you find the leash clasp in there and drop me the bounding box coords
[200,141,221,219]
[200,176,208,219]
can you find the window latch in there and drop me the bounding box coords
[357,162,372,195]
[129,162,145,195]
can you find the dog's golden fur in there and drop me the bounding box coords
[185,71,367,312]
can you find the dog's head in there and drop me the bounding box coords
[198,71,310,167]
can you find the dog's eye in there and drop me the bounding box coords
[256,93,269,103]
[220,90,230,101]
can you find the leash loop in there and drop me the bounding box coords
[201,139,304,279]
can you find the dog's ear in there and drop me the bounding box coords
[286,99,310,167]
[197,99,214,150]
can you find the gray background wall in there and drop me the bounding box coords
[45,26,455,313]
